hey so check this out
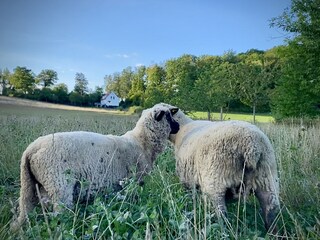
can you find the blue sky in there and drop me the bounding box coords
[0,0,291,92]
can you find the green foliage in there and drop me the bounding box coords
[105,67,134,100]
[69,91,84,106]
[118,67,134,99]
[128,66,146,106]
[0,68,11,95]
[103,51,277,117]
[74,72,88,96]
[194,55,234,119]
[270,0,320,119]
[105,72,121,97]
[52,83,69,104]
[165,54,198,111]
[9,66,35,94]
[36,69,58,87]
[144,65,166,108]
[87,86,104,106]
[232,49,281,122]
[270,45,319,119]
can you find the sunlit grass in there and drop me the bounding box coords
[189,111,274,123]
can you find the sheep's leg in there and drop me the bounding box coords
[256,189,279,233]
[11,161,38,232]
[212,191,227,218]
[202,183,228,219]
[44,177,75,213]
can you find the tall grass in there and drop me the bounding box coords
[0,103,319,239]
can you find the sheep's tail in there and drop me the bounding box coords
[243,148,260,171]
[243,133,279,195]
[243,132,271,171]
[10,151,38,232]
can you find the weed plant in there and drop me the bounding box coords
[0,104,319,239]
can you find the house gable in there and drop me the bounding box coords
[101,91,120,107]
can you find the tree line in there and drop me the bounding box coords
[104,49,281,121]
[1,0,319,120]
[0,68,104,107]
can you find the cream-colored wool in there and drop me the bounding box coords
[156,103,280,232]
[11,105,179,231]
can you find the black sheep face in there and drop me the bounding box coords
[154,109,180,134]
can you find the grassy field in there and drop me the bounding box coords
[0,97,319,239]
[189,111,274,123]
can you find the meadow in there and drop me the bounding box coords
[190,111,274,123]
[0,98,319,239]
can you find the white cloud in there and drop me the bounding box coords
[104,53,128,59]
[135,63,144,67]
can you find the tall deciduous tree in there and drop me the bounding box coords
[128,66,146,106]
[37,69,58,87]
[232,50,278,123]
[270,0,320,118]
[118,67,133,99]
[74,72,88,96]
[86,86,104,106]
[165,54,197,111]
[52,83,69,104]
[0,68,11,95]
[144,65,166,108]
[194,56,220,120]
[9,66,35,94]
[105,73,121,96]
[270,44,319,118]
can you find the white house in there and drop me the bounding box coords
[100,91,120,107]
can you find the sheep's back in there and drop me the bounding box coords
[175,121,275,188]
[26,131,141,190]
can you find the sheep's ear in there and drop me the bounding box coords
[154,110,165,122]
[170,108,179,115]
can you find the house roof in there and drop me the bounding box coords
[101,91,118,100]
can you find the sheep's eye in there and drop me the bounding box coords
[170,108,179,115]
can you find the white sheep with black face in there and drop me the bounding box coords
[11,105,179,231]
[156,103,280,233]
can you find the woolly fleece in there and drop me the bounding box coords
[11,105,179,231]
[156,103,280,232]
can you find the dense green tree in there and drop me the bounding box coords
[194,55,237,120]
[74,72,88,96]
[52,83,69,104]
[0,68,11,95]
[232,51,273,122]
[36,69,58,87]
[118,67,133,100]
[165,55,197,111]
[105,73,121,97]
[144,65,166,108]
[9,66,35,94]
[128,66,146,106]
[69,91,83,105]
[270,0,320,118]
[270,45,319,118]
[38,87,54,102]
[194,56,221,119]
[88,86,104,106]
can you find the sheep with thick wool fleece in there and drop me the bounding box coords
[10,105,179,231]
[156,103,280,232]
